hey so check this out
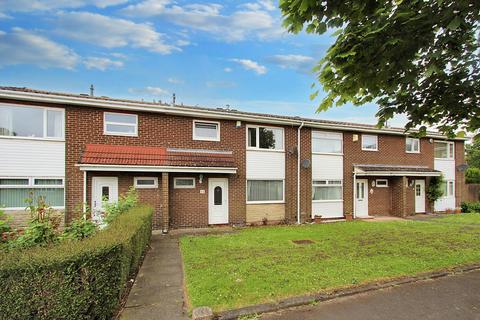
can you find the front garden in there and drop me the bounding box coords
[0,188,153,319]
[180,213,480,312]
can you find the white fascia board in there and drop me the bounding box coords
[354,170,442,177]
[76,164,237,174]
[0,89,466,140]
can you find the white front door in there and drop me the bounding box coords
[355,179,369,217]
[92,177,118,222]
[208,178,229,224]
[415,180,426,213]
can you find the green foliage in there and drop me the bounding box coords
[466,136,480,168]
[104,187,139,224]
[427,176,444,204]
[0,205,153,320]
[466,167,480,184]
[461,202,480,213]
[280,0,480,136]
[61,218,97,241]
[0,208,11,236]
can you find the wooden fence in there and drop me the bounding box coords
[465,184,480,202]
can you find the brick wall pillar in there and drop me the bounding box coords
[391,176,408,217]
[161,172,169,232]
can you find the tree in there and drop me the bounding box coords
[280,0,480,137]
[466,167,480,184]
[466,135,480,168]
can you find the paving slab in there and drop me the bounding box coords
[120,234,189,320]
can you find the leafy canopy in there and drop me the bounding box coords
[280,0,480,136]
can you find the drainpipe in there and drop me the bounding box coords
[353,171,357,219]
[297,122,305,224]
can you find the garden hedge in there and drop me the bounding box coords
[0,205,153,320]
[461,202,480,213]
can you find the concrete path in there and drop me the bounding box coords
[262,270,480,320]
[120,233,188,320]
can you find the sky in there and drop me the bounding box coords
[0,0,408,127]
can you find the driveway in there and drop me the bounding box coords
[262,270,480,320]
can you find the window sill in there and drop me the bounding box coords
[0,135,65,142]
[246,148,285,153]
[103,132,138,137]
[193,137,220,142]
[361,148,378,152]
[312,152,343,156]
[312,200,344,203]
[246,201,285,205]
[406,151,420,154]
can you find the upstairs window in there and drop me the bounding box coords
[193,121,220,141]
[362,134,378,151]
[104,112,138,136]
[247,126,284,151]
[406,137,420,153]
[434,141,454,159]
[312,131,342,154]
[0,104,64,139]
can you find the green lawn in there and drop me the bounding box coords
[180,214,480,312]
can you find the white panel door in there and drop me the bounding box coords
[92,177,118,223]
[208,178,229,224]
[415,180,426,213]
[355,179,369,217]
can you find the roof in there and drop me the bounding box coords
[0,86,464,140]
[354,164,442,176]
[79,144,236,168]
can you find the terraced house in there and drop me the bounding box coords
[0,87,468,231]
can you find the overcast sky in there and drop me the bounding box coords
[0,0,408,127]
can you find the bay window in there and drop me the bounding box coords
[312,131,342,154]
[247,180,284,203]
[247,126,284,151]
[0,178,64,209]
[0,104,64,139]
[312,180,343,201]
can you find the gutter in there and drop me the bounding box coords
[0,89,467,140]
[297,121,305,224]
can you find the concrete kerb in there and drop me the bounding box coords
[214,263,480,320]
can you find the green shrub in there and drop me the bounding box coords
[0,205,153,320]
[60,218,97,241]
[427,175,444,204]
[460,202,480,213]
[103,187,138,224]
[0,208,11,236]
[466,167,480,184]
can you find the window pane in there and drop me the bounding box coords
[137,179,155,185]
[449,143,454,158]
[194,122,218,139]
[362,135,377,150]
[406,138,413,151]
[34,179,63,186]
[434,142,448,158]
[102,186,110,201]
[175,178,194,187]
[47,110,64,138]
[413,139,419,151]
[259,127,283,150]
[214,186,222,205]
[312,138,342,153]
[449,181,454,196]
[106,123,136,134]
[247,180,283,202]
[313,186,342,200]
[0,179,29,185]
[248,127,257,147]
[0,188,64,207]
[105,113,136,124]
[0,105,43,137]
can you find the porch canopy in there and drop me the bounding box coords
[76,144,237,173]
[354,164,441,177]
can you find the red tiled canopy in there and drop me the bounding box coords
[79,144,235,168]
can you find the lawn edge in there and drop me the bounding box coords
[215,263,480,320]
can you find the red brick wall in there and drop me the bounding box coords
[299,128,312,222]
[366,177,392,215]
[455,141,466,206]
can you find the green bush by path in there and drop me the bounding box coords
[461,202,480,213]
[0,205,153,320]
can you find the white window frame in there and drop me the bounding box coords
[192,120,220,141]
[375,179,389,187]
[311,131,343,155]
[134,177,158,189]
[246,179,285,204]
[441,180,455,198]
[104,112,138,137]
[246,125,285,152]
[361,134,378,151]
[0,176,65,210]
[312,179,343,202]
[0,103,65,141]
[434,141,455,160]
[173,177,196,189]
[405,137,420,153]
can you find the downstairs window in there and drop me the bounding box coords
[0,178,64,209]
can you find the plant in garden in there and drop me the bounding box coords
[0,208,11,235]
[103,187,139,224]
[61,217,97,241]
[427,175,444,204]
[466,167,480,184]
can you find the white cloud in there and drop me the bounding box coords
[206,81,236,88]
[56,11,179,54]
[167,77,184,84]
[268,54,315,73]
[0,28,79,69]
[121,0,285,42]
[230,58,267,75]
[0,12,11,19]
[223,67,232,72]
[83,57,123,70]
[0,0,128,12]
[129,86,169,96]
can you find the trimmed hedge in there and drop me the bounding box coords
[461,202,480,213]
[0,205,153,320]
